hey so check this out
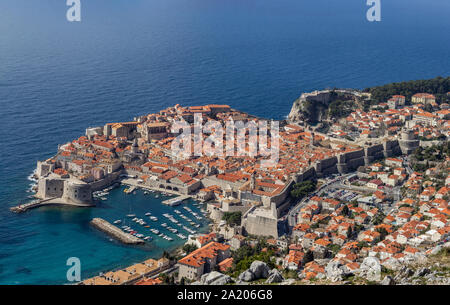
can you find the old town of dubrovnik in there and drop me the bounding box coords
[15,79,450,286]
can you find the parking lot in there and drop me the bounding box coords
[321,187,361,202]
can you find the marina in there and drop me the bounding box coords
[4,168,210,284]
[89,185,209,247]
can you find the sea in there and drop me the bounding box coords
[0,0,449,284]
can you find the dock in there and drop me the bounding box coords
[124,186,137,194]
[90,218,144,245]
[10,197,57,213]
[162,195,191,206]
[10,197,94,213]
[10,201,42,213]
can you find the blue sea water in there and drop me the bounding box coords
[0,0,449,284]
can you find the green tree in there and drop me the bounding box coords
[364,76,450,105]
[182,244,198,254]
[222,211,242,226]
[376,227,389,240]
[291,180,317,199]
[303,250,314,264]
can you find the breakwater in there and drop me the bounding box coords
[90,218,144,245]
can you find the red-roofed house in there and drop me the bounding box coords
[178,242,231,281]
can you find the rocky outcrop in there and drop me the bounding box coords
[358,257,381,282]
[325,260,351,282]
[287,91,332,124]
[381,275,395,285]
[394,266,414,282]
[287,89,362,124]
[237,261,270,282]
[390,265,450,285]
[265,269,284,284]
[194,272,232,285]
[238,270,255,282]
[381,257,402,271]
[249,261,270,279]
[414,267,430,277]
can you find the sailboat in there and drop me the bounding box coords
[126,201,135,218]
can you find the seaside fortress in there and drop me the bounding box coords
[36,173,93,207]
[177,241,231,281]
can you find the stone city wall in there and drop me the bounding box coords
[242,213,278,238]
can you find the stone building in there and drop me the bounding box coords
[178,242,231,281]
[142,122,169,141]
[36,175,93,206]
[412,93,436,104]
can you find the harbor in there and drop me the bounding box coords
[13,176,208,245]
[93,183,210,244]
[3,170,211,284]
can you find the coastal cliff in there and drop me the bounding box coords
[287,89,368,125]
[288,90,333,124]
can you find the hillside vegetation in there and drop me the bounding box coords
[364,76,450,105]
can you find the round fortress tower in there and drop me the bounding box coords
[62,180,93,206]
[399,128,419,155]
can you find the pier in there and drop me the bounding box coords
[10,200,43,213]
[10,197,94,213]
[162,195,191,206]
[124,186,137,194]
[90,218,144,245]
